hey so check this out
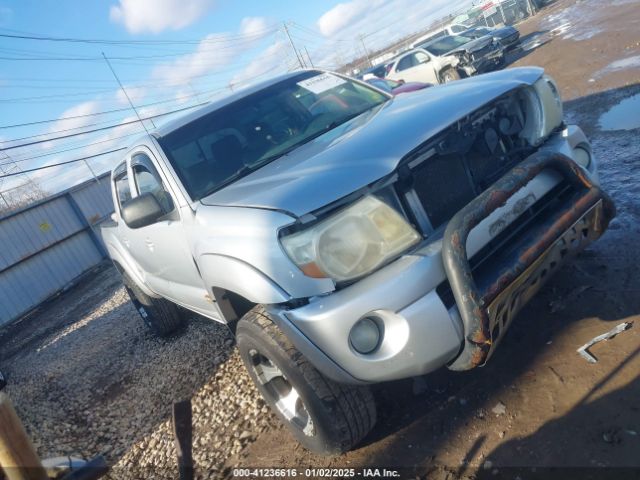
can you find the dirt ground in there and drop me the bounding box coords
[232,0,640,476]
[1,0,639,479]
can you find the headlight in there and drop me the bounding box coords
[521,74,563,146]
[281,196,420,282]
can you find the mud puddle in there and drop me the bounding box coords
[598,93,640,131]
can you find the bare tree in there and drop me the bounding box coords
[0,171,50,216]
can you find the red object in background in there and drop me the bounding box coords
[366,78,432,95]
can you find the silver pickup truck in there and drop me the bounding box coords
[101,68,614,454]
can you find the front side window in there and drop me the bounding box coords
[132,154,174,214]
[157,71,388,201]
[415,51,430,64]
[396,55,415,72]
[114,170,131,210]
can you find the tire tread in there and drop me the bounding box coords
[239,305,376,452]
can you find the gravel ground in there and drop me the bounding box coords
[0,266,279,479]
[1,1,639,479]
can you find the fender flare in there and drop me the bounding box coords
[198,254,290,305]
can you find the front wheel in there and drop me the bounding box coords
[236,306,376,454]
[440,68,461,83]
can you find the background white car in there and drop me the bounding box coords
[385,48,461,84]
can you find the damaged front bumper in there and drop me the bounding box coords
[444,151,616,371]
[461,48,505,76]
[270,127,614,385]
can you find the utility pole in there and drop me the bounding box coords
[304,46,315,68]
[358,34,372,67]
[83,159,101,184]
[283,22,305,69]
[102,52,156,131]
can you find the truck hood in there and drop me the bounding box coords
[200,67,544,217]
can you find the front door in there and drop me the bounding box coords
[411,51,439,84]
[125,149,221,320]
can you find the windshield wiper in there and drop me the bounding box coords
[257,109,378,165]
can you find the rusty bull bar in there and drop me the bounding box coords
[443,151,616,371]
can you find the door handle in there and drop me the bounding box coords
[145,238,155,252]
[122,237,130,248]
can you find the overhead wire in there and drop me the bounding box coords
[0,26,281,45]
[0,83,231,136]
[0,148,127,178]
[0,100,210,152]
[0,130,145,167]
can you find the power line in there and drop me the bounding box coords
[0,29,280,63]
[0,130,144,167]
[0,148,127,179]
[0,46,288,95]
[0,83,230,135]
[0,26,280,44]
[0,59,285,149]
[0,100,209,152]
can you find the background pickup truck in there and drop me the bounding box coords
[101,68,614,454]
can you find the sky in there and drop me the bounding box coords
[0,0,473,199]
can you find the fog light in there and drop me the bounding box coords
[349,317,382,354]
[573,146,591,168]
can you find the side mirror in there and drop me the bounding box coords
[397,79,406,85]
[121,192,164,229]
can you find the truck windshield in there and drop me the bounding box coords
[157,71,388,201]
[422,35,473,56]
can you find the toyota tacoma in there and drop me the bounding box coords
[101,68,615,454]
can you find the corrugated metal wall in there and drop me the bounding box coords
[0,174,114,326]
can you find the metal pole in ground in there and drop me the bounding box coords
[283,23,305,69]
[0,393,48,480]
[526,0,537,16]
[499,2,507,24]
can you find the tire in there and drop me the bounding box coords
[122,274,185,337]
[440,68,460,83]
[236,306,377,454]
[440,68,461,83]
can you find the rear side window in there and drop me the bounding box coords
[114,171,131,210]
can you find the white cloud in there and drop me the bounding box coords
[152,16,275,90]
[50,101,102,132]
[152,32,239,87]
[318,0,382,37]
[115,85,148,106]
[37,101,103,151]
[109,0,215,34]
[312,0,473,68]
[231,40,290,87]
[240,16,269,37]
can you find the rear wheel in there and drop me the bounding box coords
[122,274,185,337]
[236,306,376,454]
[440,68,461,83]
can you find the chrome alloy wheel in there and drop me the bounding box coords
[248,348,315,436]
